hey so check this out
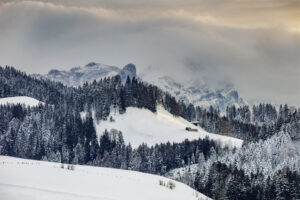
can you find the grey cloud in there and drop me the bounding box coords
[0,1,299,105]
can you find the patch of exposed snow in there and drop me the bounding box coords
[0,96,44,107]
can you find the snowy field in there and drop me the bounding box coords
[91,106,243,148]
[0,96,44,107]
[0,156,210,200]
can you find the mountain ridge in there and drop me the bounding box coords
[32,62,137,86]
[148,75,246,113]
[33,62,246,112]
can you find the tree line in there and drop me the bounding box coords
[1,65,299,199]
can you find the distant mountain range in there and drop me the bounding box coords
[32,62,246,112]
[32,62,137,86]
[150,76,246,113]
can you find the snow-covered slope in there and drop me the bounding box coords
[91,106,243,148]
[33,62,137,86]
[0,96,44,107]
[0,156,210,200]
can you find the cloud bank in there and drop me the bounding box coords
[0,0,299,105]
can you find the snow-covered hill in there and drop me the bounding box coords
[0,156,210,200]
[88,106,243,148]
[32,62,137,86]
[0,96,44,107]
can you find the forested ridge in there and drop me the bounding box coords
[1,66,298,141]
[0,65,299,199]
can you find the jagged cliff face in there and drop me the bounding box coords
[121,63,136,81]
[32,62,245,111]
[152,76,246,113]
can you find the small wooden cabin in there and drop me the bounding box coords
[185,127,198,132]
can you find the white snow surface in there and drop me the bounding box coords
[0,156,210,200]
[0,96,44,107]
[93,106,243,148]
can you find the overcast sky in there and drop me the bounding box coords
[0,0,299,105]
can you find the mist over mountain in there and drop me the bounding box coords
[147,76,246,114]
[33,62,246,112]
